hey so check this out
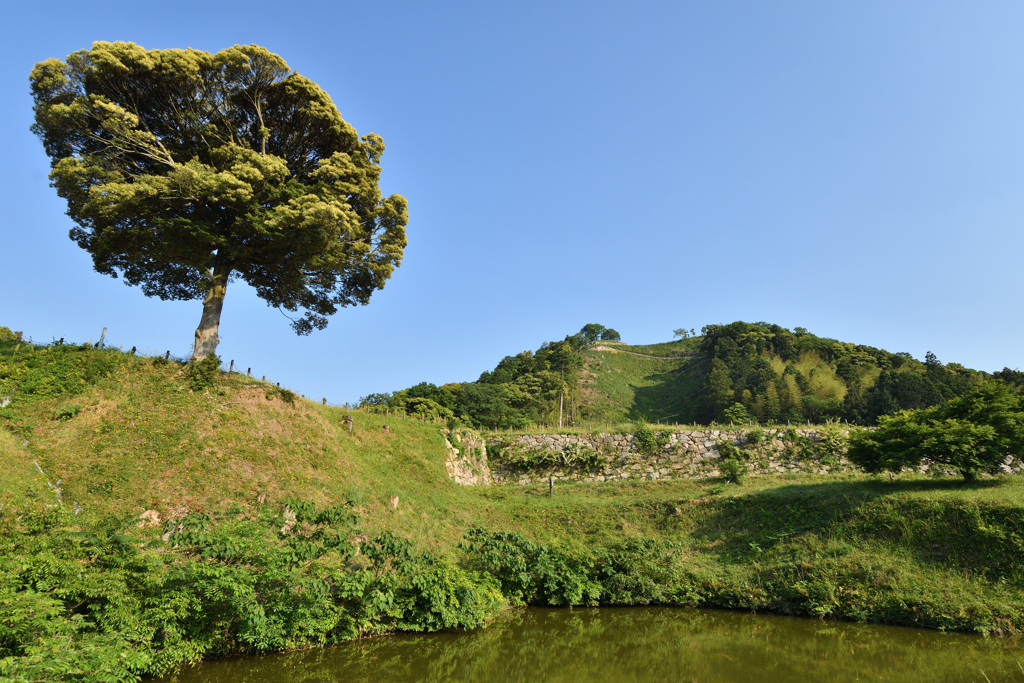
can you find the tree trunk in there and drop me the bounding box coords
[192,263,230,360]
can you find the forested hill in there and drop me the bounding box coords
[697,322,1019,425]
[363,322,1021,428]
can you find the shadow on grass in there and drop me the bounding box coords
[627,359,707,423]
[687,477,1022,577]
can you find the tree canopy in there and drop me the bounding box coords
[847,382,1024,481]
[30,42,408,358]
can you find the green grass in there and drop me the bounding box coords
[580,343,706,424]
[2,336,1024,680]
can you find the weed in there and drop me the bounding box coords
[184,353,221,391]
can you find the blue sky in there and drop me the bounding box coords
[2,1,1022,403]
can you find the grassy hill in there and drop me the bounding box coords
[366,322,998,432]
[577,323,995,427]
[1,333,1023,681]
[578,339,705,425]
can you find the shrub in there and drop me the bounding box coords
[633,419,664,455]
[716,440,748,483]
[560,441,604,469]
[50,404,81,421]
[185,353,221,392]
[814,423,849,465]
[724,403,755,425]
[847,382,1024,481]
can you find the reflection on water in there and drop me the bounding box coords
[156,607,1024,683]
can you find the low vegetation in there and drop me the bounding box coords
[1,329,1023,682]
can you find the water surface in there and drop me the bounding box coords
[156,607,1024,683]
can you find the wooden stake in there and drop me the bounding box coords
[229,360,234,373]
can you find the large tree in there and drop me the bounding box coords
[30,42,408,358]
[847,382,1024,481]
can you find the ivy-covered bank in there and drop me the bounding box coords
[2,336,1024,681]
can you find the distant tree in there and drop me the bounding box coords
[994,367,1024,390]
[706,358,734,421]
[600,328,621,342]
[579,324,608,345]
[460,384,527,429]
[673,328,690,340]
[358,392,391,408]
[542,339,585,372]
[30,42,408,359]
[723,403,754,425]
[404,397,454,421]
[761,382,781,423]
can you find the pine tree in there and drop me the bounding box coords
[706,358,734,421]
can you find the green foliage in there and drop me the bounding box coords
[496,442,604,471]
[723,403,754,425]
[560,442,604,469]
[0,344,117,405]
[185,353,221,392]
[267,386,296,404]
[814,424,849,465]
[632,419,665,455]
[848,382,1024,481]
[460,529,601,606]
[716,440,748,483]
[50,404,81,421]
[700,321,986,426]
[404,397,455,421]
[0,501,504,681]
[30,42,408,355]
[579,324,608,345]
[705,358,734,422]
[0,327,17,342]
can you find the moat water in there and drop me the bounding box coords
[155,607,1024,683]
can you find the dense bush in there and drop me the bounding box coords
[0,503,505,682]
[848,382,1024,481]
[184,353,221,392]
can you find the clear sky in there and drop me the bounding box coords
[2,1,1022,404]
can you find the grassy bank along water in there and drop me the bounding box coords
[0,337,1022,681]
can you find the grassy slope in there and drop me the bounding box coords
[2,339,1024,637]
[578,336,906,425]
[580,338,705,425]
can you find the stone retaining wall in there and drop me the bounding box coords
[443,430,492,486]
[487,429,852,485]
[442,428,1024,486]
